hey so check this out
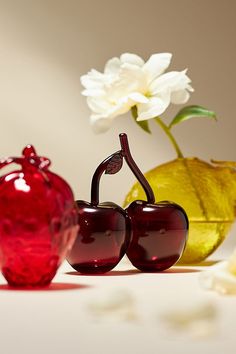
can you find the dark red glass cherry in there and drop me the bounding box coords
[67,152,130,274]
[126,201,188,271]
[119,133,189,271]
[0,145,78,287]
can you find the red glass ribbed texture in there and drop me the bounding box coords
[0,168,78,287]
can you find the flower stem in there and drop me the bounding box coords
[154,117,184,158]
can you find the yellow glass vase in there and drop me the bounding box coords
[123,158,236,263]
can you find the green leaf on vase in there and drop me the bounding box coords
[131,106,151,134]
[169,105,217,129]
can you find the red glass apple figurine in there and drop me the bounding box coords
[119,133,189,272]
[67,151,130,274]
[0,145,78,287]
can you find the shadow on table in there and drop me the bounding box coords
[162,267,200,274]
[66,269,141,277]
[66,267,201,276]
[0,282,91,291]
[161,260,222,273]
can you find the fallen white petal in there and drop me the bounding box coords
[87,289,138,322]
[199,261,236,295]
[226,248,236,275]
[161,298,218,339]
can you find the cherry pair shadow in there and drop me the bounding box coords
[0,282,91,291]
[162,267,200,274]
[66,266,199,276]
[66,269,141,277]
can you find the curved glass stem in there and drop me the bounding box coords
[119,133,155,204]
[91,151,122,206]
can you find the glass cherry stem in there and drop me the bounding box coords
[91,151,122,206]
[119,133,155,204]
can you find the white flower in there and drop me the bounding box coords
[80,53,194,133]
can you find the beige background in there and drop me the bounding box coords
[0,2,236,354]
[0,0,235,202]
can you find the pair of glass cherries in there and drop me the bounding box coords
[0,134,188,287]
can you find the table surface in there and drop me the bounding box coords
[0,229,236,354]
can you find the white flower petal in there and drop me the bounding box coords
[82,88,106,97]
[90,100,131,133]
[114,94,145,113]
[150,70,191,95]
[105,63,147,102]
[104,57,121,74]
[143,53,172,82]
[136,94,171,121]
[113,98,134,115]
[80,52,193,131]
[128,92,149,103]
[171,90,190,104]
[187,84,194,92]
[87,97,112,114]
[120,53,144,67]
[80,70,105,89]
[90,97,135,131]
[199,261,236,295]
[90,114,114,133]
[89,69,104,78]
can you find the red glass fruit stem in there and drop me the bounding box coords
[22,144,37,157]
[22,145,51,170]
[91,151,122,206]
[119,133,155,204]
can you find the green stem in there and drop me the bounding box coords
[154,117,184,158]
